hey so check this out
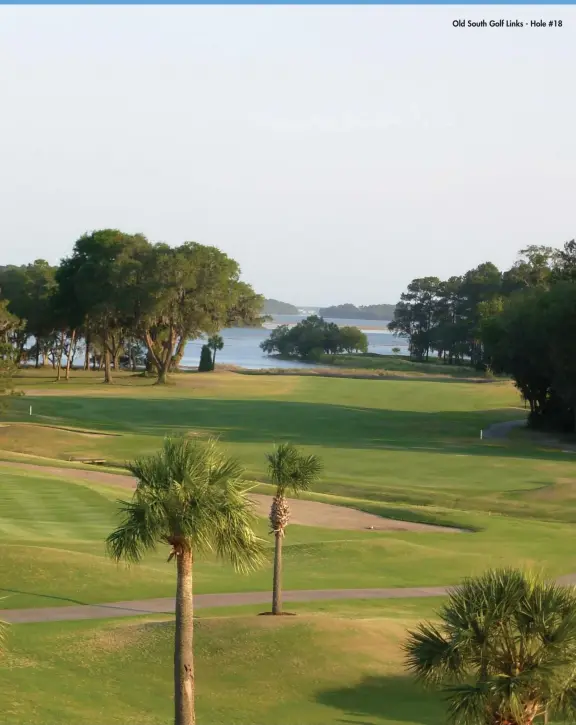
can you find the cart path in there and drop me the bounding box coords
[0,461,463,533]
[1,586,452,623]
[5,574,576,624]
[481,418,576,453]
[482,419,526,440]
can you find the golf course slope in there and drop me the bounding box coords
[0,604,445,725]
[0,461,462,533]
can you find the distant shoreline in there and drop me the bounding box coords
[263,315,394,332]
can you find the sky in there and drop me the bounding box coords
[0,6,574,306]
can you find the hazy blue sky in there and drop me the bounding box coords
[1,6,574,305]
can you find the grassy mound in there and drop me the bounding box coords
[0,604,446,725]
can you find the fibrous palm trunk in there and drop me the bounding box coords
[175,547,195,725]
[272,531,283,614]
[270,493,291,615]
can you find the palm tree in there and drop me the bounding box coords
[207,334,224,369]
[266,443,322,615]
[106,437,265,725]
[405,568,576,725]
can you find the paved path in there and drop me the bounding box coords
[482,419,526,440]
[1,586,451,624]
[482,418,576,453]
[6,575,576,624]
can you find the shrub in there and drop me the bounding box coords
[198,345,214,372]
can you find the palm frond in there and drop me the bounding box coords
[266,442,323,496]
[210,485,266,572]
[445,683,490,725]
[107,436,265,571]
[106,498,163,563]
[405,568,576,725]
[549,676,576,722]
[405,621,464,684]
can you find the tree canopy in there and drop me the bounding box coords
[260,315,368,361]
[390,240,576,434]
[319,303,396,320]
[263,298,299,315]
[0,230,264,384]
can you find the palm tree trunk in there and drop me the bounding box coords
[272,531,283,615]
[175,548,195,725]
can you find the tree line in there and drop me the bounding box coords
[389,240,576,432]
[0,229,265,384]
[319,302,396,320]
[262,298,299,315]
[261,315,368,361]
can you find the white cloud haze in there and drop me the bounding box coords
[0,5,574,305]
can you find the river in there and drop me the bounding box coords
[181,315,407,370]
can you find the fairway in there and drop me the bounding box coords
[2,368,576,724]
[2,370,576,520]
[2,370,576,612]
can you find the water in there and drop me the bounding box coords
[181,315,407,370]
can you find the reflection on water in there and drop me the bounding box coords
[181,315,407,370]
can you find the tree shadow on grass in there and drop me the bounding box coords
[316,674,445,725]
[7,395,532,453]
[0,587,88,606]
[8,395,575,469]
[0,587,175,617]
[238,370,494,384]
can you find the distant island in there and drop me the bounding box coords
[263,299,396,320]
[318,303,396,321]
[263,298,299,314]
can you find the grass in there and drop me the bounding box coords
[3,465,576,610]
[316,352,485,377]
[2,367,576,724]
[4,369,576,521]
[260,351,494,379]
[0,601,446,725]
[2,369,576,615]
